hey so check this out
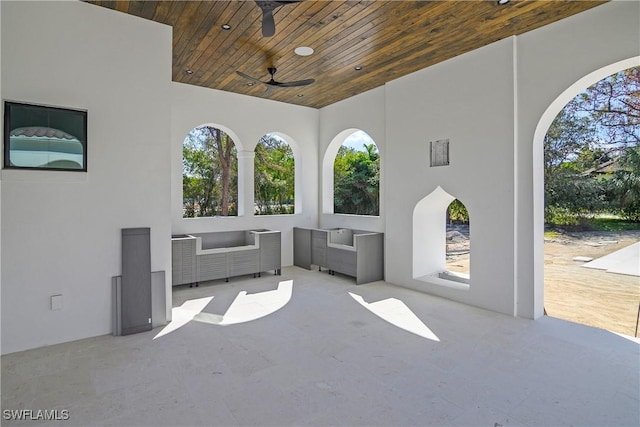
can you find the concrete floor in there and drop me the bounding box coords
[2,266,639,426]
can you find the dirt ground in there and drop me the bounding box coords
[446,227,640,337]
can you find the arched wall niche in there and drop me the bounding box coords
[412,186,471,290]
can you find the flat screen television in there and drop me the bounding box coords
[4,101,87,171]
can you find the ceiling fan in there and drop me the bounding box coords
[255,1,302,37]
[236,67,315,96]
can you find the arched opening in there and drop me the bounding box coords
[322,128,380,216]
[413,187,471,289]
[446,199,470,277]
[534,58,640,335]
[329,130,380,216]
[182,125,238,217]
[254,133,295,215]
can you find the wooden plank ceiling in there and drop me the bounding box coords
[86,0,606,109]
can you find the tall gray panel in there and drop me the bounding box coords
[293,228,311,270]
[121,228,152,335]
[311,229,328,269]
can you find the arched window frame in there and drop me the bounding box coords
[181,124,242,218]
[322,129,380,216]
[253,132,299,215]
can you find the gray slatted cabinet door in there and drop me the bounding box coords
[171,237,197,286]
[229,249,260,277]
[181,239,196,284]
[121,228,152,335]
[259,231,281,274]
[197,253,228,282]
[311,230,328,269]
[171,240,182,285]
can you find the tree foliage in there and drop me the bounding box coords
[447,199,469,223]
[610,144,640,222]
[183,126,237,217]
[569,67,640,146]
[334,143,380,216]
[254,135,294,215]
[544,67,640,225]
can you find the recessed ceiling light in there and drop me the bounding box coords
[297,94,304,97]
[247,83,254,86]
[221,24,231,30]
[354,66,363,71]
[294,46,314,56]
[497,0,510,5]
[185,69,194,75]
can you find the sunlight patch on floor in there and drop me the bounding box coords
[349,292,440,341]
[155,280,294,339]
[154,296,213,339]
[194,279,293,326]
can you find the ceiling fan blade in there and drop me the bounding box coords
[277,78,315,87]
[256,1,302,37]
[261,9,276,37]
[236,71,265,85]
[237,65,314,93]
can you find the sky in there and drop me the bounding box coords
[342,130,376,152]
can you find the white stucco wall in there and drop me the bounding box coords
[171,82,319,267]
[1,1,172,354]
[385,37,516,315]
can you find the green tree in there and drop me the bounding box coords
[610,144,640,222]
[544,67,640,226]
[447,199,469,223]
[334,143,379,215]
[182,126,237,217]
[254,135,294,215]
[543,107,601,224]
[570,67,639,147]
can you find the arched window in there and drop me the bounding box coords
[182,125,238,217]
[333,131,380,216]
[254,133,295,215]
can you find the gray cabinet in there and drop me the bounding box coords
[293,227,311,269]
[327,246,357,277]
[294,227,384,285]
[172,237,196,286]
[197,252,228,282]
[326,231,384,285]
[171,230,281,286]
[228,249,260,277]
[293,228,329,271]
[121,228,152,335]
[258,231,281,274]
[311,229,329,270]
